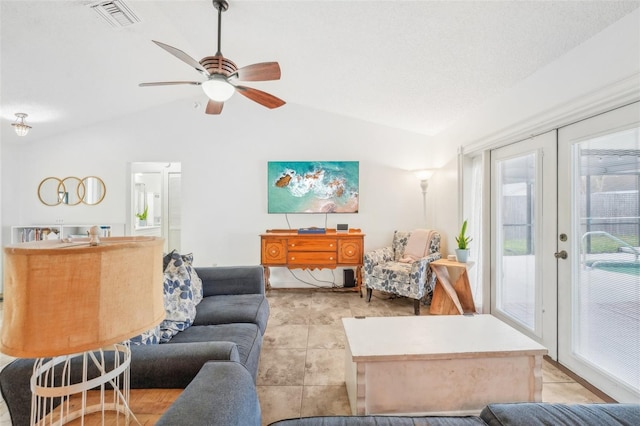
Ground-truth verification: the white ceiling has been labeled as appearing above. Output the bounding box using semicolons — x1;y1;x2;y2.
1;0;639;142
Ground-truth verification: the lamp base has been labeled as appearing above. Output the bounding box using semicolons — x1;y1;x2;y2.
30;342;135;425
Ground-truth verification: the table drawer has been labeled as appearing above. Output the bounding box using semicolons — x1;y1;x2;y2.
338;238;363;263
261;238;287;264
288;252;337;266
288;238;337;252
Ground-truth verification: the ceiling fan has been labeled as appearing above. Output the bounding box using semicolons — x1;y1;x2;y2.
139;0;285;115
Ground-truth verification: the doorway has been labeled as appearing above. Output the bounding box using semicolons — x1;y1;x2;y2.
129;162;181;252
488;102;639;402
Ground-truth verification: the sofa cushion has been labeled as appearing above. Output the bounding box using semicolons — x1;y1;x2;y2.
194;294;270;335
160;252;198;343
168;323;263;381
268;415;486;425
130;341;240;388
480;403;640;426
371;261;412;283
156;361;261;426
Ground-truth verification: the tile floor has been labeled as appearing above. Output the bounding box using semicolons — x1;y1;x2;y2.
257;289;606;426
0;290;607;426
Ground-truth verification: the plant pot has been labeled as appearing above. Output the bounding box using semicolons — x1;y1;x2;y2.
138;219;147;227
455;248;470;263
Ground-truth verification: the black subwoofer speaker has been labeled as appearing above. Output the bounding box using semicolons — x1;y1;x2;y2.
343;269;355;288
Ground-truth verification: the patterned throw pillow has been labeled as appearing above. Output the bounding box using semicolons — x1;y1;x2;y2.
393;231;411;261
163;251;203;305
159;251;197;343
129;324;161;345
181;253;203;305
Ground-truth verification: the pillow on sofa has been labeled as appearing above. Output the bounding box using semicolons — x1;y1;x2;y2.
163;251;203;305
159;251;197;343
130;324;161;345
181;253;203;305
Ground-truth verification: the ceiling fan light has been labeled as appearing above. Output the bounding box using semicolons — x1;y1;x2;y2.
202;76;235;102
11;113;32;137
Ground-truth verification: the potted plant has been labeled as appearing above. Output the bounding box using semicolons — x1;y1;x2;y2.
455;219;472;263
136;205;148;227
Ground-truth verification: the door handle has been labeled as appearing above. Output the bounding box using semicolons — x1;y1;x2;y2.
554;250;568;260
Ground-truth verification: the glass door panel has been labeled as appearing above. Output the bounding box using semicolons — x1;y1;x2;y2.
496;153;537;330
558;102;640;402
491;131;557;356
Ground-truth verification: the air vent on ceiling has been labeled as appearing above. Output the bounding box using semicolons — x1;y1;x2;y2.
91;0;140;27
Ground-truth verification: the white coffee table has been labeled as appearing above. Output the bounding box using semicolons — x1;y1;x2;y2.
342;314;548;415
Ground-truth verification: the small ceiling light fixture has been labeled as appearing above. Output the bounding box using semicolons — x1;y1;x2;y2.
12;113;32;137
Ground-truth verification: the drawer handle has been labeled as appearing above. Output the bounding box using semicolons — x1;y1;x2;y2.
291;257;295;260
329;244;334;247
329;257;334;260
291;244;295;247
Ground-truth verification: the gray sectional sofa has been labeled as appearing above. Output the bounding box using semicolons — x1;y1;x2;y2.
160;359;640;425
2;263;639;425
0;265;269;426
267;403;640;425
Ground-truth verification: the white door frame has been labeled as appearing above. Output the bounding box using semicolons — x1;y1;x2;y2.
490;131;558;359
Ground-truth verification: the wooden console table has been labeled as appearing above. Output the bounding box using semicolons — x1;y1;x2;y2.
260;229;364;293
429;259;476;315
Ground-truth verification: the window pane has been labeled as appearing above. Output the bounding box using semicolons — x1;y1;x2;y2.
572;128;640;392
497;153;536;330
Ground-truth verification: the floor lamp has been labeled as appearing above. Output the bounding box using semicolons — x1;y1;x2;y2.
0;234;165;425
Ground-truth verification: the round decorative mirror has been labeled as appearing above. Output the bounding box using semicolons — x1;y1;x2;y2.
80;176;106;205
38;177;63;206
59;177;83;206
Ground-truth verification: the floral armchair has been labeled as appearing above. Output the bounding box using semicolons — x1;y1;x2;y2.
363;230;441;315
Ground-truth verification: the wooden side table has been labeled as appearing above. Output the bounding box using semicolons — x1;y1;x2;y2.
429;259;476;315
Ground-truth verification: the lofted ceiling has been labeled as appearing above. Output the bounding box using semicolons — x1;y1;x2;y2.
1;0;639;143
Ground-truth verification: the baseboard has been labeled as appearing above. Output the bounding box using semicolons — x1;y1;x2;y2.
543;356;617;403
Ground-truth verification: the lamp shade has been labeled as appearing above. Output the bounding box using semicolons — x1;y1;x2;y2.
0;236;165;358
414;169;434;181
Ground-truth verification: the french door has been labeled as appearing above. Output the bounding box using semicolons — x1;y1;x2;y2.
557;102;640;402
489;103;639;402
490;131;558;358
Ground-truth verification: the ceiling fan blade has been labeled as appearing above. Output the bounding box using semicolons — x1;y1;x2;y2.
139;81;201;87
152;40;209;75
235;86;286;109
233;62;281;81
205;100;224;115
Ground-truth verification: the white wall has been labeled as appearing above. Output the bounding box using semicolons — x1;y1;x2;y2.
428;7;640;258
3;9;638;290
1;99;437;287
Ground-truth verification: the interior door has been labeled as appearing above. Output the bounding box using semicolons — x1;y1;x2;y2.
490;131;558;358
557;102;640;402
